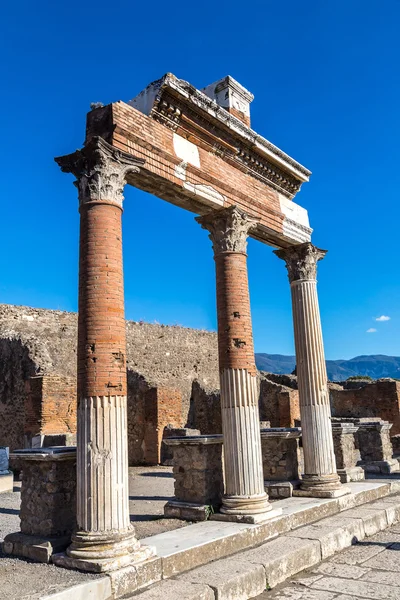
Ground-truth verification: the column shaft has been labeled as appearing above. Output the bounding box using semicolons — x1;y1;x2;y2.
197;206;273;517
291;279;338;481
275;242;349;498
54;137;153;572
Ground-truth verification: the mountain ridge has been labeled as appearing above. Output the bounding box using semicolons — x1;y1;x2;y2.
255;353;400;381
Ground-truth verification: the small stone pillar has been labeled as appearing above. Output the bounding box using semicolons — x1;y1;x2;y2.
2;448;76;563
261;428;301;498
357;420;399;474
197;206;279;522
54;137;154;573
331;423;365;483
0;447;13;493
164;435;224;521
275;243;349;498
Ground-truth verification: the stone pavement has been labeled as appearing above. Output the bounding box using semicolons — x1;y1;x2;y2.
257;523;400;599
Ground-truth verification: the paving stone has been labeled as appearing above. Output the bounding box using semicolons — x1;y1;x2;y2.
131;580;214;600
180;556;266;600
330;541;388;565
311;562;369;579
262;587;337;599
293;574;324;586
361;547;400;571
312;575;400;599
361;569;400;586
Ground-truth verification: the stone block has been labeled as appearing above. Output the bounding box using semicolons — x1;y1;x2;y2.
266;480;299;498
363;458;399;474
180;556;266;600
131;580;214;600
164;500;213;521
337;466;365;483
357;420;394;463
340;506;388;536
2;531;70;563
260;428;302;482
107;558;162;598
286;521;362;559
240;535;322;588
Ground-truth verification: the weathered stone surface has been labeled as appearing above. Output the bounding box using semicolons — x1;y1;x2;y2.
312;576;400;599
0;446;9;473
131;580;214;600
338;506;388;536
240;536;321;588
286;522;361;559
180;556;266;600
0;472;13;492
357;420;394;463
2;531;70;563
107;558;162;598
167;436;224;507
16;452;76;537
261;429;301;482
259;375;300;428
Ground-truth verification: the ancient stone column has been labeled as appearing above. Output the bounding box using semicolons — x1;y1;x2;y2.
54;137;154;572
274;243;349;498
197;206;276;520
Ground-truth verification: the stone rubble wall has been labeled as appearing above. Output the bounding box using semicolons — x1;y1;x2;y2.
330;379;400;435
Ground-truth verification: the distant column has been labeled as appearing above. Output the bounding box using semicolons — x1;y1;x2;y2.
54;137;154;572
197;206;276;519
274;243;349;498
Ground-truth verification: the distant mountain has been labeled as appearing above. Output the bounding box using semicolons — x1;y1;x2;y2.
255;353;400;382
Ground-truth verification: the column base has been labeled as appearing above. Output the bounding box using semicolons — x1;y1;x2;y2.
213;492;281;522
52;527;156;573
293;474;351;498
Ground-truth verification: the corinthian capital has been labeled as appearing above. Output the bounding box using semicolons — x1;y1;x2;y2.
196;206;258;255
55;137;144;207
274;242;327;283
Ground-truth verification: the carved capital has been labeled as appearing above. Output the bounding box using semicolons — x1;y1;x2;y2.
274;242;327;283
55;137;145;207
196;206;258;255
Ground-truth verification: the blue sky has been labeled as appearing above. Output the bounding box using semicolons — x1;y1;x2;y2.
1;1;399;360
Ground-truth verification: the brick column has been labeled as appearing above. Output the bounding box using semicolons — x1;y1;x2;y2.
274;243;349;498
197;206;276;520
54;137;154;572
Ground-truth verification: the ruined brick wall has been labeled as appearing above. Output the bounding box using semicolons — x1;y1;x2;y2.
0;304;219;451
24;375;77;443
330;380;400;435
143;387;182;465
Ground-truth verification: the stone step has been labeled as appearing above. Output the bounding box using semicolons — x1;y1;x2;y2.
128;492;400;600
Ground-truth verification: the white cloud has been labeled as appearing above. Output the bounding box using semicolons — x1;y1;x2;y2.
375;315;390;322
366;328;377;333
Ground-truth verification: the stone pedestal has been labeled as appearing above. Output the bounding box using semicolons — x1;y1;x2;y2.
164;435;224;521
161;427;201;466
53;137;154;573
260;428;301;498
357;420;399;474
2;447;76;562
331;423;365;483
0;446;13;492
275;243;349;499
197;206;279;522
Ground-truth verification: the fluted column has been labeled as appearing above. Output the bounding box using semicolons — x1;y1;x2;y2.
54;137;154;572
275;243;349;498
197;206;276;519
